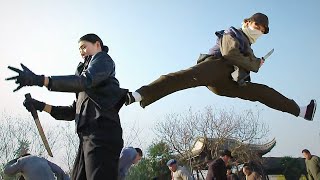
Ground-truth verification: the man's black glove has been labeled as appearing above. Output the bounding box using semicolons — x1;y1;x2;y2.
6;63;44;92
23;98;45;112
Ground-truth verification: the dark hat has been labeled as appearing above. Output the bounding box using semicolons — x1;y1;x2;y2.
244;12;269;34
166;159;177;166
220;149;233;158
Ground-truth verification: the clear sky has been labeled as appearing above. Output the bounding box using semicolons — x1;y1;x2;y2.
1;0;319;165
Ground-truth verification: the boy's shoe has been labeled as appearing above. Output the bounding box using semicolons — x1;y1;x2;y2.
304;99;317;121
125;92;135;106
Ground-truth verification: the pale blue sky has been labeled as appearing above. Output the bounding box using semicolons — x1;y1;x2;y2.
1;0;319;165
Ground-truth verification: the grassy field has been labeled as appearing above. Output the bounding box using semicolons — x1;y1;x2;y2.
268;175;307;180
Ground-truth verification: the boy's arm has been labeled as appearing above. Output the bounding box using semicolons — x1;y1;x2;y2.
220;34;261;72
47;160;70;180
4;158;22;175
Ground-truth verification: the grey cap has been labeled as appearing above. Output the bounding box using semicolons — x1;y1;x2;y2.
166;159;177;166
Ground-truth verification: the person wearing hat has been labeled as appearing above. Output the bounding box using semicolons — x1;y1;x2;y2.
206;149;233;180
166;159;193;180
125;12;316;122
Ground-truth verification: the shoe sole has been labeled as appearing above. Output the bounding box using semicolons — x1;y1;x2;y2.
311;99;317;121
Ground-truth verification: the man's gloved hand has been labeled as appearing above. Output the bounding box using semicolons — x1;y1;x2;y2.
23;98;45;112
5;63;44;92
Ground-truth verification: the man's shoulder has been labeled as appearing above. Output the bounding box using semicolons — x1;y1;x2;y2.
252;171;260;175
211;158;224;164
174;166;191;177
121;147;137;155
250;171;261;179
119;147;137;168
19;155;47;164
310;155;320;161
19;155;36;161
208;158;225;170
178;166;190;172
92;51;112;61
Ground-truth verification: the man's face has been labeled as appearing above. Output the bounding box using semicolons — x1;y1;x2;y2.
226;169;232;175
243;168;250;176
222;155;231;165
133;154;142;164
168;164;177;172
20;147;29;156
303;152;312;160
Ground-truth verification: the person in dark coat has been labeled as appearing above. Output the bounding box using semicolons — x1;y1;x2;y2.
206;149;233;180
6;33;128;180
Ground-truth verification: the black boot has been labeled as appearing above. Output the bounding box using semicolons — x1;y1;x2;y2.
304;99;317;121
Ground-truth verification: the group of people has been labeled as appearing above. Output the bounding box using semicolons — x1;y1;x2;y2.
165;150;262;180
205;149;260;180
167;148;320;180
4;12;317;180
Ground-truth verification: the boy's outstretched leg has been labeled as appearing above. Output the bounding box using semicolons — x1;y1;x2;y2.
208;83;317;121
125;57;227;108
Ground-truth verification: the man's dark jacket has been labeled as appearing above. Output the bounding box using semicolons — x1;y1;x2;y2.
206;158;227;180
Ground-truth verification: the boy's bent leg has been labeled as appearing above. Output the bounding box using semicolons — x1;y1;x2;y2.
209;82;300;116
137;58;228;108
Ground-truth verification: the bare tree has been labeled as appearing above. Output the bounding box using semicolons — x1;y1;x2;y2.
155;106;269;164
0;111;63;176
60;123;78;175
122;119;143;148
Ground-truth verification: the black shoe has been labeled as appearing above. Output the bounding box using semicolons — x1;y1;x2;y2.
304;99;317;121
125;92;135;106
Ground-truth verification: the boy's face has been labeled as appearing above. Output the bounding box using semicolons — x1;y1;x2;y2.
245;21;266;34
